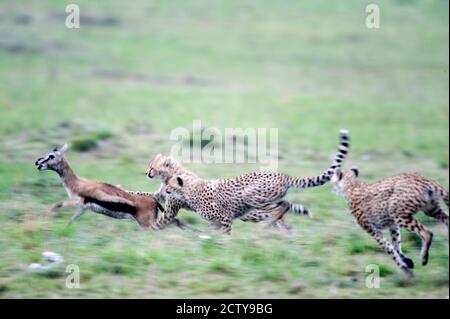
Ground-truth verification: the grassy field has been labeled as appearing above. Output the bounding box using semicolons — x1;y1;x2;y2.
0;0;448;298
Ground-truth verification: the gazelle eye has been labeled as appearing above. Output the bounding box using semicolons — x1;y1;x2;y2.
49;155;55;160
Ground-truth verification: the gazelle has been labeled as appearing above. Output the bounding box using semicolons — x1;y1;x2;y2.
35;144;187;230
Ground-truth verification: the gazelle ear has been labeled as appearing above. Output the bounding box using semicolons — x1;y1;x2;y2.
176;176;184;187
350;167;359;177
60;143;70;155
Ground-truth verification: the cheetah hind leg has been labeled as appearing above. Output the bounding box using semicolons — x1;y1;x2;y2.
240;206;292;231
397;216;434;266
262;200;312;231
424;201;449;229
240;210;271;223
266;201;291;229
274;214;293;232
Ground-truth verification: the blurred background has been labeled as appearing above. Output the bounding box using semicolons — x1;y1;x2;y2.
0;0;448;298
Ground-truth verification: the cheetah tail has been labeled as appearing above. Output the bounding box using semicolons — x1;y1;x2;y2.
289;129;350;189
290;203;312;218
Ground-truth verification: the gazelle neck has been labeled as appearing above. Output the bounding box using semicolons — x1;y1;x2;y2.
56;158;79;188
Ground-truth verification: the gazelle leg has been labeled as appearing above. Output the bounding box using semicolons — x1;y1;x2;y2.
51;200;78;212
66;208;87;228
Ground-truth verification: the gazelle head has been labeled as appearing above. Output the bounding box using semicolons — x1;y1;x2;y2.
35;144;69;172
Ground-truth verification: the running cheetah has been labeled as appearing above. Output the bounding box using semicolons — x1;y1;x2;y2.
331;167;449;276
140;155;311;230
163;130;350;233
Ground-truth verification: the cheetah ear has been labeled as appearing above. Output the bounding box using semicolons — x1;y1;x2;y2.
176;176;184;187
164;158;172;167
336;168;343;181
332;167;342;182
350;167;359;177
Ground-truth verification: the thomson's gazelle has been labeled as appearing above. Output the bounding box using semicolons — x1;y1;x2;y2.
35;144;187;230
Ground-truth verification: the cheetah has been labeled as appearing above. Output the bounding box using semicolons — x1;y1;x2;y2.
331;167;449;276
131;154;310;231
163;130;350;233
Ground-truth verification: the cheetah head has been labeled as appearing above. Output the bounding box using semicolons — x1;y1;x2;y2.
331;167;359;197
145;154;183;182
165;175;187;200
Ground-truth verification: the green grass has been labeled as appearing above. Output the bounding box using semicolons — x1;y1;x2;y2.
0;0;448;298
70;130;113;152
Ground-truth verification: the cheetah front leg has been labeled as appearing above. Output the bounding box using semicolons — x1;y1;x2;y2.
389;225;414;269
153;197;183;230
196;201;233;234
218;215;233;234
360;221;413;276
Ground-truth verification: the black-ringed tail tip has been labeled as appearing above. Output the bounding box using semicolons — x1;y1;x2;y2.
339;129;350;144
302;208;313;218
290;203;312;218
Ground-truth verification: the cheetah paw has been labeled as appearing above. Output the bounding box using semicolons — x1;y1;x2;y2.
402;257;414;269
